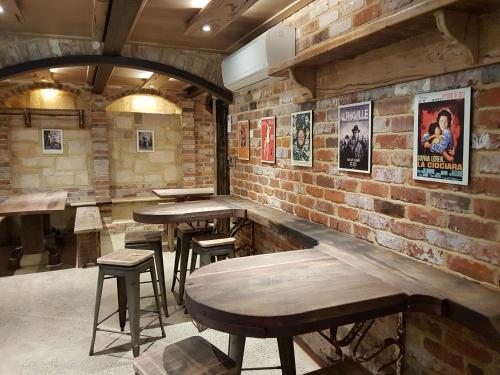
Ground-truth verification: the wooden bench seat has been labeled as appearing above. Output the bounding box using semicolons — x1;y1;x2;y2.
306;359;370;375
124;230;162;245
74;206;102;268
133;336;238;375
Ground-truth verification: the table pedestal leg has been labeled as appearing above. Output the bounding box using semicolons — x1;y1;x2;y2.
277;336;296;375
228;335;246;374
167;223;176;252
20;215;44;254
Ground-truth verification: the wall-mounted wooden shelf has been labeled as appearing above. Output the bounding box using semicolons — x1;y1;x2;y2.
269;0;500;102
0;108;86;128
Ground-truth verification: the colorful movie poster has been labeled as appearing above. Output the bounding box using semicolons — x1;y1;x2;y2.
237;120;250;160
261;117;275;164
338;101;371;173
413;87;471;185
291;110;313;167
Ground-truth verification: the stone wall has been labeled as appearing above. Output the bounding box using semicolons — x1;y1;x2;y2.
228;60;500;373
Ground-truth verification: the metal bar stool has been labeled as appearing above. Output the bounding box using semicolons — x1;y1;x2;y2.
190;234;236;272
89;249;166;358
172;222;214;305
124;230;168;317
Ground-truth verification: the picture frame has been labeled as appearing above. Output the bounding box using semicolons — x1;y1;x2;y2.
42;129;64;154
261;117;276;164
237;120;250;160
413;87;471;186
137;129;155;153
291;110;313;167
338;101;372;174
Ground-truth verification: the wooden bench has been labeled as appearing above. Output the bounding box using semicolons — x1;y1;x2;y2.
133;336;238;375
74;206;103;268
306;359;371;375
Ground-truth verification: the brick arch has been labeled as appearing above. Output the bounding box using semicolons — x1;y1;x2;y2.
0;39;232;102
104;88;184;110
0;81;92;107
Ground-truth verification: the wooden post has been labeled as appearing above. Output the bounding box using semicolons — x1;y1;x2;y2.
213;97;230;234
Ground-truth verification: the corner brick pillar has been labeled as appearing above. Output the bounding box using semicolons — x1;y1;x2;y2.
90;110;112;225
0;115;11;195
181;101;196;187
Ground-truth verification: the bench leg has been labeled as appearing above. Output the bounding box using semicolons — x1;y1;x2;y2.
277;336;296;375
89;268;104;356
228;335;246;374
117;277;127;332
125;272;141;358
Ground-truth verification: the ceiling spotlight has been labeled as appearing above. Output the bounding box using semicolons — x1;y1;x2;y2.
0;6;4;13
202;24;211;32
149;85;155;89
41;79;48;82
138;71;154;79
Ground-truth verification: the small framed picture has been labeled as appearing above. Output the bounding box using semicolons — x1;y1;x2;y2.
137;130;155;152
338;101;372;173
237;120;250;160
261;117;276;164
291;110;313;167
42;129;64;154
413;87;471;185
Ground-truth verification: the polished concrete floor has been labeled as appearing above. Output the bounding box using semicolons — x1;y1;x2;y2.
0;233;320;374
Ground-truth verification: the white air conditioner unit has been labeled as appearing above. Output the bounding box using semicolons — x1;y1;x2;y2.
221;24;295;92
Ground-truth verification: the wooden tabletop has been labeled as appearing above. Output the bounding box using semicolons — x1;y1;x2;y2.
185;249;406;338
152;187;214;199
133;199;245;224
0;191;68;216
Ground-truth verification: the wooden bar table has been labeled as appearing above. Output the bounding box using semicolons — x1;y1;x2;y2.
152;187;214;251
0;191;68;267
184;249;406;375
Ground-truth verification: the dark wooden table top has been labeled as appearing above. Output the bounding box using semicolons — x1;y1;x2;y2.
152;187;214;199
133;199;245;224
185;249;406;338
0;191;68;216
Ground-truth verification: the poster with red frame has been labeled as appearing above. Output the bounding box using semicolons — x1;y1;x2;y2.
261;117;275;164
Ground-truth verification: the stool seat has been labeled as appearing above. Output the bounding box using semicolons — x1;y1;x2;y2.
193;234;235;248
133;336;238;375
124;230;162;245
97;249;154;266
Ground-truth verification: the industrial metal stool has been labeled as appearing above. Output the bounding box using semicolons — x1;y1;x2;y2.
133;336;238;375
124;230;168;317
171;222;214;305
89;249;166;358
190;234;236;272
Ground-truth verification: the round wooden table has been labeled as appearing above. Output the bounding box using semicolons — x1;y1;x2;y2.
185;249;406;375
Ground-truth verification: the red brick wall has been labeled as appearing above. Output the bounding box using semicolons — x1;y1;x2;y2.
228;64;500;373
194;94;215;187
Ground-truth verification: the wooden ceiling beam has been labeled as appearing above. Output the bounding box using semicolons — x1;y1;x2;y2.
141;73;161;89
92;0;146;93
91;0;109;41
185;0;260;37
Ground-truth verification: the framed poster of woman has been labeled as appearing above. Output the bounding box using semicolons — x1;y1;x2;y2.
237;120;250;160
291;110;312;167
261;117;275;164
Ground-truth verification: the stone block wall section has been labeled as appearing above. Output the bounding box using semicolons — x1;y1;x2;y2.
286;0;418;54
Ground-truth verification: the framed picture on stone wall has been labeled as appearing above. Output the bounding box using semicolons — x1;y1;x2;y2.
137;129;155;152
237;120;250;160
42;129;64;154
338;101;372;173
291;110;313;167
261;117;275;164
413;87;471;185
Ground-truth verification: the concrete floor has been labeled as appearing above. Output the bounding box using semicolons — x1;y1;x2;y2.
0;233;320;375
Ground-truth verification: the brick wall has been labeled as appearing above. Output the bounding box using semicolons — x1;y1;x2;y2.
228;63;500;373
0;115;10;194
194;95;215;187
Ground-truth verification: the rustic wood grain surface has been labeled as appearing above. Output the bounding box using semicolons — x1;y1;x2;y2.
0;191;68;216
74;206;103;234
152;187;214;199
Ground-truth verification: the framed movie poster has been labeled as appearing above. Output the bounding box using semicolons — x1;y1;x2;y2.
137;130;155;152
291;110;312;167
338;101;371;173
42;129;63;154
413;87;471;185
237;120;250;160
261;117;275;164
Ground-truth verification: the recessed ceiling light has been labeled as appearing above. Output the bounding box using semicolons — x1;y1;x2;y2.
192;0;210;8
41;79;48;82
138;71;154;79
168;78;178;82
149;85;155;89
0;6;4;13
202;24;211;32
